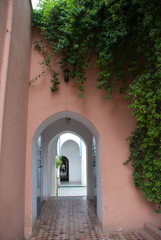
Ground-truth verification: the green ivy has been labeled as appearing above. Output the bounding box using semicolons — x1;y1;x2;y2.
56;155;63;168
31;0;161;212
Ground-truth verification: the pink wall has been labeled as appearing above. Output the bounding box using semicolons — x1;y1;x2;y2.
0;2;160;238
0;0;32;239
25;29;161;235
0;0;8;68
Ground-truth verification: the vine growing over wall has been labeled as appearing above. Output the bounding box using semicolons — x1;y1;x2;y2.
31;0;161;212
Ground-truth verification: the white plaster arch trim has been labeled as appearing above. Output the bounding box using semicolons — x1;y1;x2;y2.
61;139;80;152
49;130;88;149
58;132;84;151
32;110;100;142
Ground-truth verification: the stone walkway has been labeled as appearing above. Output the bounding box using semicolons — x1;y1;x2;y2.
30;197;155;240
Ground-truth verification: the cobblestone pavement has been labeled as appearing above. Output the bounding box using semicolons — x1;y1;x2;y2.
30;197;155;240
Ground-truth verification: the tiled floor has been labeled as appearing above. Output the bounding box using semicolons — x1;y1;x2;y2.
58;186;87;196
29;197;155;240
58;182;87;197
60;182;82;187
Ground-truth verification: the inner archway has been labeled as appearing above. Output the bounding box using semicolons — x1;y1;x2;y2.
29;111;103;234
57;132;87;187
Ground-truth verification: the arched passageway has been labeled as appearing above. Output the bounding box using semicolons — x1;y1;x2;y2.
61;140;81;183
58;132;87;187
28;111;103;233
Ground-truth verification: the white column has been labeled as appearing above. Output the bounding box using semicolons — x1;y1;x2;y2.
50;165;56;196
81;141;87;186
87;136;93;200
48;137;58;197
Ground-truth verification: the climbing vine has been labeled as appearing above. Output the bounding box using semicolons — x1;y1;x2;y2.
56;155;63;168
31;0;161;212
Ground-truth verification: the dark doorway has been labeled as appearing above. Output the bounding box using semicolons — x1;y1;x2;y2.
37;136;42;218
60;156;69;181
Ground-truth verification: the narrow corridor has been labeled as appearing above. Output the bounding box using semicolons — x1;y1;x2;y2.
30;197;155;240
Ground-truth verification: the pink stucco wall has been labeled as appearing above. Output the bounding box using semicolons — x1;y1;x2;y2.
0;0;8;69
0;0;32;239
0;2;160;239
25;29;161;235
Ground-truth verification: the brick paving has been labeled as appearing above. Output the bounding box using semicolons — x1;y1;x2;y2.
30;197;155;240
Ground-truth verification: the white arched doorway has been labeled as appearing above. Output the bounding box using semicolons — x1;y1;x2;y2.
30;111;103;231
61;140;81;183
57;132;87;187
48;131;87;197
